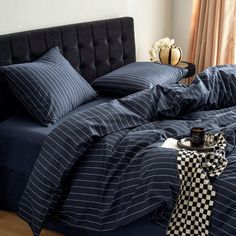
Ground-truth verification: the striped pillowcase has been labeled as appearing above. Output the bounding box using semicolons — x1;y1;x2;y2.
0;47;97;126
92;62;187;96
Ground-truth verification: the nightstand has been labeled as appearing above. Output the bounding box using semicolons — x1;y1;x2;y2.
153;60;196;84
178;61;196;78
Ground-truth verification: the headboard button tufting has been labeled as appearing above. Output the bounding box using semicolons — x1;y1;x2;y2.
0;17;135;83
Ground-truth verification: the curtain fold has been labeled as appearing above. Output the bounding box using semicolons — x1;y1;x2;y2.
188;0;236;73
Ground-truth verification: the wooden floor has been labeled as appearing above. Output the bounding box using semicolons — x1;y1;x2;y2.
0;211;64;236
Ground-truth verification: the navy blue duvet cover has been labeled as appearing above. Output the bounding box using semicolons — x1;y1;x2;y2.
18;65;236;236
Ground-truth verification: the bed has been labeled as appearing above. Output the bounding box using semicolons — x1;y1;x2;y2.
0;17;236;236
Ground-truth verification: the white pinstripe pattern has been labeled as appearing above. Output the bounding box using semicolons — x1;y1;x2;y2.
18;66;236;236
0;47;97;126
92;62;187;96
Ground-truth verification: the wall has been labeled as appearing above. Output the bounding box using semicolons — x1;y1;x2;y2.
130;0;172;61
0;0;172;61
0;0;130;34
171;0;194;60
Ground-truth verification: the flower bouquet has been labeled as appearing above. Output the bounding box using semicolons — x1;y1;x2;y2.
149;37;182;66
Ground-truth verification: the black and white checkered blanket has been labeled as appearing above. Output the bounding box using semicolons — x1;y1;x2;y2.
167;132;228;236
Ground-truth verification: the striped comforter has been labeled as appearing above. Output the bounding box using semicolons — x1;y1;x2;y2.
19;65;236;236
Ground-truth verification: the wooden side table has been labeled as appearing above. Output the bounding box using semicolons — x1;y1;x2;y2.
177;61;196;84
178;61;196;78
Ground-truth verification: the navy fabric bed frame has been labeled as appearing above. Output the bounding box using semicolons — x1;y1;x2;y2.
0;17;136;121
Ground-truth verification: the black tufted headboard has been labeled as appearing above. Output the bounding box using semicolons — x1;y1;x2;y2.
0;17;135;121
0;17;135;81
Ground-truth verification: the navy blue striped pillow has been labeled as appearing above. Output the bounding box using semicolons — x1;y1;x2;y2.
0;47;97;126
92;62;187;96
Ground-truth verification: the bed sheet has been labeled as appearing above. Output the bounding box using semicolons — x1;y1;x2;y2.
0;96;113;211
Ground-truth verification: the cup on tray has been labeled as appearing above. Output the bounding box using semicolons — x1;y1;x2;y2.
190;127;205;147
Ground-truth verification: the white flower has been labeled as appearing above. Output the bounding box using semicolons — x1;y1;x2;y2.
155;37;175;49
149;48;157;61
149;37;175;61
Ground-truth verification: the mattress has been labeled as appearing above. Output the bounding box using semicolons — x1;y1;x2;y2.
0;96;113;211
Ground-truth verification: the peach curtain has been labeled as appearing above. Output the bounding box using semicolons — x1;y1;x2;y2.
188;0;236;73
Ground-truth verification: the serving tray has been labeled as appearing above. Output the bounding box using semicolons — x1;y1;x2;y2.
177;137;216;152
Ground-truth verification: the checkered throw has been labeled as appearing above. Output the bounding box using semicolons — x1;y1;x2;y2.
167;132;228;236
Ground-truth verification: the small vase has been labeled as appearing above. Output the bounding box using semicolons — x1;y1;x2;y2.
159;46;182;66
